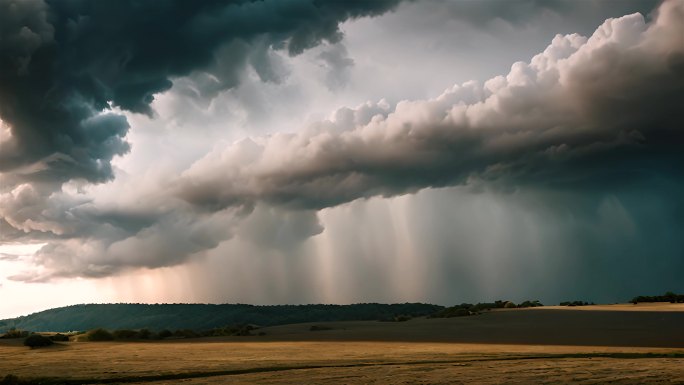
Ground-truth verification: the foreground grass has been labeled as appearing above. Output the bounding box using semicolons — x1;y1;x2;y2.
2;352;684;384
1;340;683;384
178;356;684;385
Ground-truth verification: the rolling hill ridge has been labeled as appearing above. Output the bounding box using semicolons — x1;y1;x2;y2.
0;303;443;333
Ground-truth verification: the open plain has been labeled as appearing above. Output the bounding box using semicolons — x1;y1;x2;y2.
1;304;683;384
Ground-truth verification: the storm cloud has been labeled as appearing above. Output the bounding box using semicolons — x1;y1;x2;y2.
1;0;682;301
0;0;398;280
178;1;684;210
0;0;399;187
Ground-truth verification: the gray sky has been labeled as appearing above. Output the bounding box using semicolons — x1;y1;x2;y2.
1;0;682;318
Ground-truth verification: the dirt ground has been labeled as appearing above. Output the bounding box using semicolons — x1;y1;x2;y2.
1;305;683;384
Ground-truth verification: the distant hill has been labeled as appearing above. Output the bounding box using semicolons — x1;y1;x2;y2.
0;303;443;333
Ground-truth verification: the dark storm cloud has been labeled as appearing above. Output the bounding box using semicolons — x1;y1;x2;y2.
0;0;399;186
428;0;659;27
178;1;684;210
0;0;398;281
5;0;683;285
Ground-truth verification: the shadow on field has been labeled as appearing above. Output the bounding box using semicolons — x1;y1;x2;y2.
254;309;684;348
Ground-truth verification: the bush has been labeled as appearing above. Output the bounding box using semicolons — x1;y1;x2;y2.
309;325;333;331
631;292;684;304
430;299;544;318
559;301;593;306
430;307;472;318
231;325;254;336
23;334;54;348
518;300;543;308
112;329;139;340
173;329;199;338
198;324;258;337
1;329;29;339
138;329;153;339
158;329;173;339
87;328;114;341
50;333;69;342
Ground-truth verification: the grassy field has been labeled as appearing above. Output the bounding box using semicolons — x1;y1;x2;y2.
1;304;683;384
2;340;683;384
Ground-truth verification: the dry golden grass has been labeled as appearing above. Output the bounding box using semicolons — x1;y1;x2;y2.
168;356;684;385
1;340;683;384
1;306;683;384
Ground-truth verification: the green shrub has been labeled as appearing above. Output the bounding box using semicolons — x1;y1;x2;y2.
430;307;472;318
87;328;114;341
233;325;255;336
199;324;257;337
158;329;173;339
173;329;199;338
518;300;543;308
309;325;333;331
23;334;54;348
1;329;29;339
50;333;69;342
379;314;413;322
112;329;139;340
138;329;153;339
631;292;684;304
452;308;471;317
559;301;592;306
